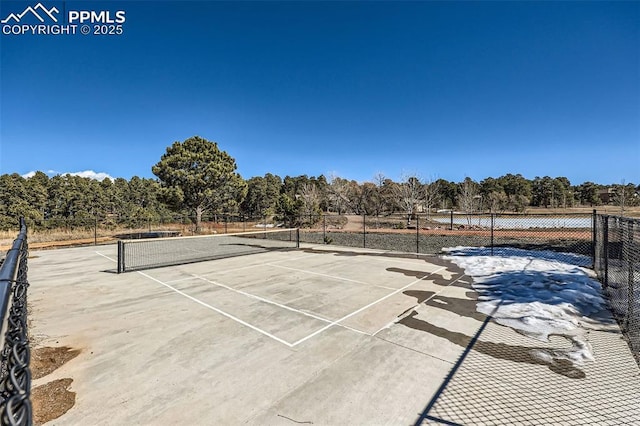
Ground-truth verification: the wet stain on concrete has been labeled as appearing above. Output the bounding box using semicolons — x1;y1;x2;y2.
399;311;586;379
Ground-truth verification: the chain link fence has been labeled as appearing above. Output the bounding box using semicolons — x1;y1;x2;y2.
298;212;593;264
0;215;278;248
0;218;31;425
3;213;594;262
594;215;640;364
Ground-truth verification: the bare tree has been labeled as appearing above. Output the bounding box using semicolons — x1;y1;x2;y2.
458;177;480;225
394;174;424;226
423;177;440;220
327;174;350;214
614;179;627;215
367;173;389;227
298;183;320;218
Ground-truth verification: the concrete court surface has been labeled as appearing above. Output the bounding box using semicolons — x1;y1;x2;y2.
27;243;640;425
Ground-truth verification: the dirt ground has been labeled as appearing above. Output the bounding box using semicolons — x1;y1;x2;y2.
30;346;80;425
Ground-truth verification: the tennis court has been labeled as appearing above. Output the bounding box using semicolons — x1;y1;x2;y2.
28;237;640;425
29;239;475;425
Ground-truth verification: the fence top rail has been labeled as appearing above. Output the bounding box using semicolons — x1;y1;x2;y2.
597;214;640;224
0;218;27;284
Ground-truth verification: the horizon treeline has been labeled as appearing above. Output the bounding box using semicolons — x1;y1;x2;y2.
0;171;638;230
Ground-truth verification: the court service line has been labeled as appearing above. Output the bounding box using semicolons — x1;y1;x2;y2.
371;273;469;336
192;275;368;337
164;276;200;284
193;274;334;324
268;264;397;290
94;253;294;346
137;271;295;347
290;266;448;347
96;250;366;341
192;253;314;277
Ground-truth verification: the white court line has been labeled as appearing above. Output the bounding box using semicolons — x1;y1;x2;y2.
371;273;469;336
97;249;442;343
94;251;295;347
95;251;116;262
268;264;397;290
195;253;313;276
193;274;334;324
193;275;368;336
164;276;200;284
290;266;447;347
137;271;295;347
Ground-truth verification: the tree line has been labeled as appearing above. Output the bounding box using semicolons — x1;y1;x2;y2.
1;136;637;231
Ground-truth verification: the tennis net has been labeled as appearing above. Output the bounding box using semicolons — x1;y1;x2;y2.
117;228;299;273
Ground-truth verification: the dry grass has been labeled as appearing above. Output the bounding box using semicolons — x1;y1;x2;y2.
0;220;269;251
0;208;637;251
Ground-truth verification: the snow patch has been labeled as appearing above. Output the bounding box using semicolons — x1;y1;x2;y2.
443;246;605;365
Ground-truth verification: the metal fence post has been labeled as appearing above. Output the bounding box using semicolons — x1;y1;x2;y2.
490;213;495;256
94;216;98;246
450;210;454;231
603;217;609;289
592;209;597;267
416;214;419;254
323;215;326;243
363;213;366;248
296;228;300;248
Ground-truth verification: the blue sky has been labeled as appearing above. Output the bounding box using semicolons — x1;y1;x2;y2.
1;1;638;185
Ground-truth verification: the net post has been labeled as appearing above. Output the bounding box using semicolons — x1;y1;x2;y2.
117;241;124;274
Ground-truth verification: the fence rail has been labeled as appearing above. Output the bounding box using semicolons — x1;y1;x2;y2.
0;218;31;425
594;215;640;364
